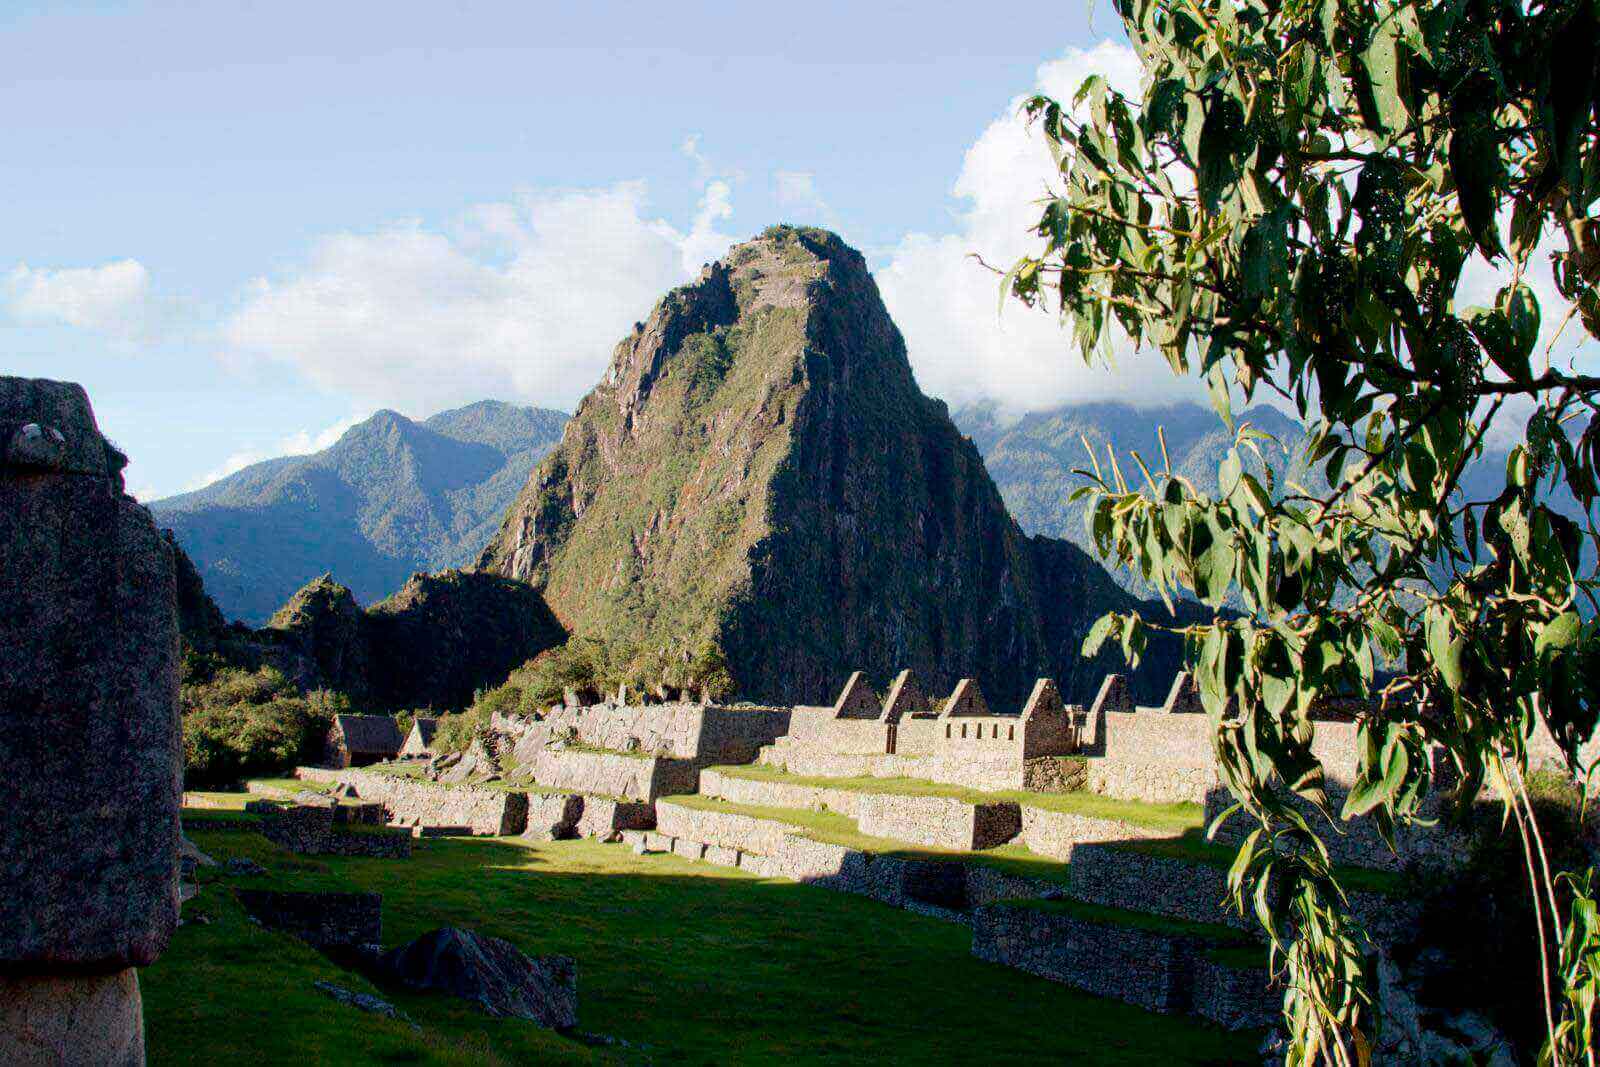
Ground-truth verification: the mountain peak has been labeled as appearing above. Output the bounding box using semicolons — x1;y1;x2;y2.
155;400;568;624
479;227;1184;707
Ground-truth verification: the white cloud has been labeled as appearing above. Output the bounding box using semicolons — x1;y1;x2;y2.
877;42;1200;415
223;178;739;414
4;259;154;337
183;410;373;492
774;171;835;227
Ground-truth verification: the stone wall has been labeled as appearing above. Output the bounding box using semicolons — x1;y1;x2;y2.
258;804;412;858
2;378;184;1067
655;801;800;855
698;768;867;818
1202;784;1471;875
1191;954;1278;1031
1082;710;1219;803
520;793;585;841
517;792;655;841
970;902;1276;1029
496;702;790;763
520;748;698;802
299;769;528;836
699;773;1027;852
575;798;655;840
855;794;1020;851
234;889;382;953
651;801;1061;914
0;972;147;1067
1015;805;1173;862
1;378;181;972
971;902;1198;1015
1067;842;1418;944
299;767;657;841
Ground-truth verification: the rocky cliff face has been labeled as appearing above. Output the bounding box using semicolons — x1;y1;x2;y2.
480;227;1184;709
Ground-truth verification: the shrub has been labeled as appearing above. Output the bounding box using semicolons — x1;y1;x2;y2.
181;666;331;786
431;711;482;756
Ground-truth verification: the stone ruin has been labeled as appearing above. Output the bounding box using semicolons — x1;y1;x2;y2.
0;377;182;1066
768;669;1082;791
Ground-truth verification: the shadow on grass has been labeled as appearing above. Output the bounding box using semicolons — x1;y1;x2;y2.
150;830;1262;1067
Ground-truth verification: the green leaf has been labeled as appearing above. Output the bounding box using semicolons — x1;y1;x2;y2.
1356;17;1409;135
1448;109;1504;260
1536;612;1582;659
1208;366;1234;431
1196;95;1246;216
1082;612;1118;658
1426;606;1467;692
1502;283;1540;365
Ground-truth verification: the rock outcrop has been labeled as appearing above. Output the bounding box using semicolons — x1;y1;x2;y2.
0;377;182;1065
364;570;564;711
192;568;564;713
480;226;1187;708
378;926;578;1030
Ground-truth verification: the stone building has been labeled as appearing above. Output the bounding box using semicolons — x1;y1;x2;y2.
326;713;405;767
400;716;439;758
1;377;182;1065
765;671;1083;791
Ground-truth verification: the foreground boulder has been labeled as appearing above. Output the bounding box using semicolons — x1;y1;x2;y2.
377;926;577;1029
0;377;182;1065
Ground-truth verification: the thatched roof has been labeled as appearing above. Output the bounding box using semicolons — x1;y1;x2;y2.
334;714;404;756
411;717;438;746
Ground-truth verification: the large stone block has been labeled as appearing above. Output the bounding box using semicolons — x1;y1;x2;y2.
0;377;181;973
855;793;1020;851
378;926;577;1030
0;970;145;1066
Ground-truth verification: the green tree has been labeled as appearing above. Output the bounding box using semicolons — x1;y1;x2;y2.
1003;1;1600;1062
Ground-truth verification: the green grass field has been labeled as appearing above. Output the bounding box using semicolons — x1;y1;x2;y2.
145;827;1260;1065
708;763;1204;833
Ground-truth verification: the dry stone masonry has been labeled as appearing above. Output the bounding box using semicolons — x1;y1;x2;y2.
1;378;183;1067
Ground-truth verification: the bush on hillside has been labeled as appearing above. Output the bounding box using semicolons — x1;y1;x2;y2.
499;634;736;709
431;709;484;756
180;666;339;786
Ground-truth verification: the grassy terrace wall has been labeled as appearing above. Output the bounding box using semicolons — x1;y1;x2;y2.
299;767;529;835
498;703;792;764
649;799;1062;911
971;900;1276;1031
295;766;654;839
699;765;1198;854
519;747;698;802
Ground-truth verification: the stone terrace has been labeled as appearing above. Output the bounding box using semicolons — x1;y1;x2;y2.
289;667;1449;1031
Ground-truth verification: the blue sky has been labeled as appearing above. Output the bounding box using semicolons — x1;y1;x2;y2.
6;1;1182;498
7;2;1582;499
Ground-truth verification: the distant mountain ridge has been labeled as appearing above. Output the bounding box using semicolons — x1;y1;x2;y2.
154;400;567;625
953;399;1314;599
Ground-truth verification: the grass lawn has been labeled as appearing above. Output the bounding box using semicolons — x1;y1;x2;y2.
145;829;1260;1065
182;790;254;810
361;762;636;804
708;763;1203;834
249;776;333;796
